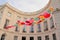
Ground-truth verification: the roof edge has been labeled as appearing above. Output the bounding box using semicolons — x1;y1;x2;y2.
3;0;51;16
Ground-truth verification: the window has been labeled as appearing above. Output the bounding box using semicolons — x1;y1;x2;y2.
22;37;26;40
30;24;34;33
7;12;12;17
38;36;41;40
30;37;34;40
15;26;18;31
45;35;49;40
4;19;9;28
1;34;5;40
15;23;19;32
23;25;26;32
44;21;48;31
22;18;27;32
14;36;18;40
50;17;54;29
52;33;56;40
37;24;41;32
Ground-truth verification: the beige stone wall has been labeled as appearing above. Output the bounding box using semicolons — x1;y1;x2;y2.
0;0;60;40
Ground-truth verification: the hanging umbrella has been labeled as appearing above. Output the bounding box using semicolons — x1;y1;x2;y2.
43;12;50;18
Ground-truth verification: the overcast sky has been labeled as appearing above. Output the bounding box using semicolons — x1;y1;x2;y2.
0;0;49;12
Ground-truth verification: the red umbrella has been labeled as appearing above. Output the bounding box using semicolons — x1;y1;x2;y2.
29;19;34;23
21;22;25;25
43;12;50;18
37;20;43;24
6;25;15;29
25;20;32;26
26;20;30;23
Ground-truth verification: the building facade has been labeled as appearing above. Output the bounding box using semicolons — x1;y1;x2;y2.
0;0;60;40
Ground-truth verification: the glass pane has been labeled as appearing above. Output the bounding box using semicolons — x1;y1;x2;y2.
44;21;48;31
45;35;49;40
22;37;26;40
30;24;34;33
50;17;54;28
52;34;56;40
30;37;34;40
37;24;41;32
38;36;41;40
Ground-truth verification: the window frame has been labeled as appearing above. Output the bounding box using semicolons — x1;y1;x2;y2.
52;33;57;40
37;24;41;32
45;35;49;40
44;21;48;31
50;17;54;29
38;36;42;40
4;19;9;28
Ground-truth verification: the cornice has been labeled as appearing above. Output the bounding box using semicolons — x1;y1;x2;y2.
4;0;51;16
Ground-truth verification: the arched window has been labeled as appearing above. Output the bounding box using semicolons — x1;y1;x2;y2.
1;34;5;40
